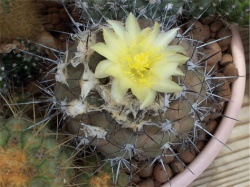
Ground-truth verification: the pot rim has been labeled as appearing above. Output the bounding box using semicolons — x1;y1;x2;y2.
162;25;246;187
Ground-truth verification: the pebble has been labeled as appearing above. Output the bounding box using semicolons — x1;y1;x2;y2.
210;32;217;38
154;180;163;187
221;44;229;52
216;27;232;47
170;159;185;174
161;149;175;164
205;120;218;134
131;174;141;184
219;81;231;101
187;20;210;41
223;63;239;82
178;148;196;164
200;16;215;25
194;141;206;154
220;54;233;66
153;163;173;183
137;161;154;178
210;20;224;32
137;178;155;187
202;39;222;66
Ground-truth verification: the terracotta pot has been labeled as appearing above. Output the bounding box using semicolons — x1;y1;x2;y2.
162;26;246;187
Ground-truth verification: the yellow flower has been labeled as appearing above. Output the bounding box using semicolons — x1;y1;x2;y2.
91;13;189;109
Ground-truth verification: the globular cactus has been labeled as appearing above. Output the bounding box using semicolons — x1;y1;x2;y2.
0;114;75;187
44;4;238;183
1;40;47;87
187;0;249;26
0;0;44;43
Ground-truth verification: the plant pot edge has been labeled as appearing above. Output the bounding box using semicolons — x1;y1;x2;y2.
162;25;246;187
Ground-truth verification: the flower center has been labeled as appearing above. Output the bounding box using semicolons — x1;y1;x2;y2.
123;51;151;86
122;45;155;86
129;53;150;76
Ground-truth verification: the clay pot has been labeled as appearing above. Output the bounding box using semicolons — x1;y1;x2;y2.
162;26;246;187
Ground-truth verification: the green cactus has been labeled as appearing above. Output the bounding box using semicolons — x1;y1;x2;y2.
1;40;47;87
188;0;249;26
0;114;75;187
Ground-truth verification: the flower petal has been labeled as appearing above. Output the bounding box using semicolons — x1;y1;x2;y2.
145;22;160;44
103;28;125;54
111;79;129;103
95;60;120;78
91;43;118;62
165;45;187;55
107;20;126;39
140;90;157;109
165;54;189;65
125;13;141;42
151;61;183;79
151;78;182;93
155;28;179;47
131;86;156;108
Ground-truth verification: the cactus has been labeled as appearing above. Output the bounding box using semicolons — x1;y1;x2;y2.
0;112;75;186
0;0;44;43
186;0;249;26
1;40;46;87
37;1;239;183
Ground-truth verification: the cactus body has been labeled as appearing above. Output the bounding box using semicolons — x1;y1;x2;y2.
0;115;74;187
189;0;249;26
1;40;45;87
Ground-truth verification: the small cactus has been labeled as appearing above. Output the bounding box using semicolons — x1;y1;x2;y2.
187;0;249;26
1;40;47;87
0;113;75;186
